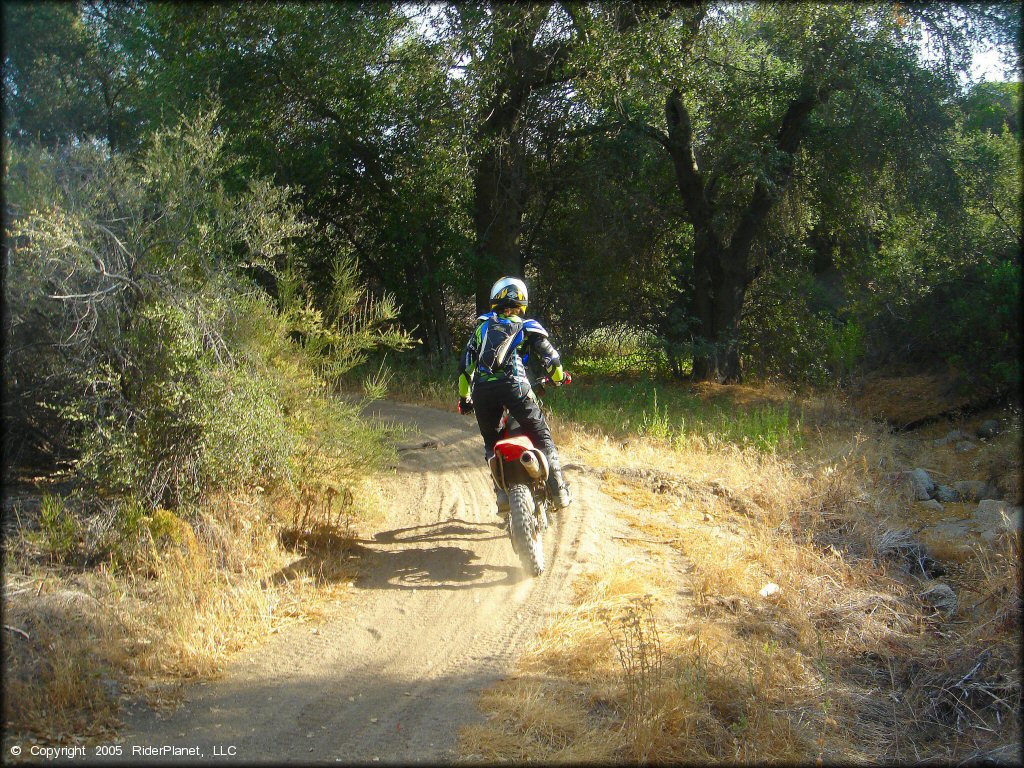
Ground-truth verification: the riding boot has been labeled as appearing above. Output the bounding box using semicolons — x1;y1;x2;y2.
545;455;572;510
493;479;510;514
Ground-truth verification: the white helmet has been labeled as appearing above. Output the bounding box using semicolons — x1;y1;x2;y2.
489;276;528;313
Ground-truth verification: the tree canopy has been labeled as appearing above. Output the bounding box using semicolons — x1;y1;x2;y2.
4;0;1020;392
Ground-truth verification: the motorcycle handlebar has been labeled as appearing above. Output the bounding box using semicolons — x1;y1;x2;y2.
533;372;572;391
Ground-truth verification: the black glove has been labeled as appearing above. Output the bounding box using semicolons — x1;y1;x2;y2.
458;397;474;415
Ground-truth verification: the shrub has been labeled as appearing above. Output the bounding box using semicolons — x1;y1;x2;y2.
3;107;412;513
910;258;1020;396
740;270;862;386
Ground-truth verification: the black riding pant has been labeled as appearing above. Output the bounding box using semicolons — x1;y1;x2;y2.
472;375;565;490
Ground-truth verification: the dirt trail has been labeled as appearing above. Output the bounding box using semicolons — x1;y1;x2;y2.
110;401;617;764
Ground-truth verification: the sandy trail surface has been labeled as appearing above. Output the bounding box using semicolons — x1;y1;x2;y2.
108;400;618;764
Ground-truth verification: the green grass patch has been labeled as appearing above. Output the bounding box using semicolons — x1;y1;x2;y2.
346;350;803;453
548;378;803;453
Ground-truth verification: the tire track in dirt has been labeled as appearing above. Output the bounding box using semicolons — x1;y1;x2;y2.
107;401;607;764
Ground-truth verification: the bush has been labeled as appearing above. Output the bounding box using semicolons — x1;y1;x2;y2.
911;258;1020;395
3;107;412;513
571;325;668;377
37;493;80;563
740;270;863;386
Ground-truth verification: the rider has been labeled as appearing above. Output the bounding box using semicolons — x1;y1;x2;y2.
457;276;572;514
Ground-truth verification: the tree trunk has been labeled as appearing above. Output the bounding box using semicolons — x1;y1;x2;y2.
472;144;527;313
658;84;828;382
426;278;453;360
468;3;577;313
684;241;747;382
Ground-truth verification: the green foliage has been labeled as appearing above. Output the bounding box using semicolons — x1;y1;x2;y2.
106;496;151;571
913;259;1021;394
740;270;864;386
282;255;414;388
823;320;866;383
827;86;1021;394
4;1;1020;394
962;81;1021;134
570;326;669;377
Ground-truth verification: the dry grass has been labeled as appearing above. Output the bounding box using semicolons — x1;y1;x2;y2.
2;478;382;746
852;370;975;427
461;385;1022;763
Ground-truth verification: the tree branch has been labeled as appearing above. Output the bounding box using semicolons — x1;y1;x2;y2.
268;67;397;202
728;84;832;272
663;88;719;249
615;95;670;150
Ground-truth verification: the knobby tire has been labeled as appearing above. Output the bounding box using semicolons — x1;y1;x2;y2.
508;483;544;576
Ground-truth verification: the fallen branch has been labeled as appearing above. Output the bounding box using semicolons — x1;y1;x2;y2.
612;535;680;545
3;624;30;640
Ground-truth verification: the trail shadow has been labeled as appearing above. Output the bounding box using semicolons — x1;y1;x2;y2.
110;667;504;765
372;518;504;545
354;544;523;591
267;519;520;591
354;519;522;590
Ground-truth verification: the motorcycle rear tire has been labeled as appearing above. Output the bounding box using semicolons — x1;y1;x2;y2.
508;483;544;576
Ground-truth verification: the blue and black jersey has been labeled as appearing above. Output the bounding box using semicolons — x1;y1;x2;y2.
458;312;562;396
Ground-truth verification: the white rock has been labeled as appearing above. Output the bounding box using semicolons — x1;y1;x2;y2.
759;583;781;600
920;499;944;512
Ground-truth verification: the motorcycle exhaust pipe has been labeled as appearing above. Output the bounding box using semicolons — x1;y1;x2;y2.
520;450;544;480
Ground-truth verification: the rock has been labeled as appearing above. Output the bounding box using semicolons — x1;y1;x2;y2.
934;429;970;447
920;499;944;512
875;528;945;577
977;419;1002;439
907;469;935;500
952;480;989;503
919;583;957;616
101;677;122;700
973;499;1023;541
982;483;1003;500
954;440;977;453
758;583;782;600
934;485;958;503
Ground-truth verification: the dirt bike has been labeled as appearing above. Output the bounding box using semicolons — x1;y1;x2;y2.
460;375;571;577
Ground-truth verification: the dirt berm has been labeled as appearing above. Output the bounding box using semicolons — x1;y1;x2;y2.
90;400;622;764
